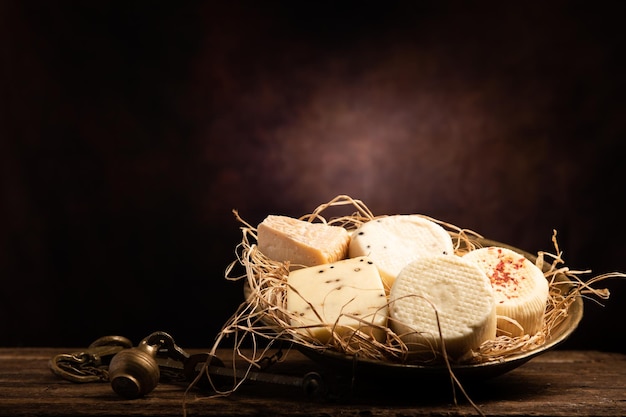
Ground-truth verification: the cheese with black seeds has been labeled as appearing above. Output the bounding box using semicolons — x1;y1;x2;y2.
286;256;388;344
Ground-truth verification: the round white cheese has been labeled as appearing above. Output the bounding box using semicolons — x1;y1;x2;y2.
389;255;497;361
463;246;549;337
349;215;455;292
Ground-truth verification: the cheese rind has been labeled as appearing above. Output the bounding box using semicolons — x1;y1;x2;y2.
257;215;350;268
389;255;497;360
286;256;388;344
349;215;455;291
463;246;549;337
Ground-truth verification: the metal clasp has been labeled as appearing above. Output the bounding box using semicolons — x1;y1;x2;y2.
49;335;133;383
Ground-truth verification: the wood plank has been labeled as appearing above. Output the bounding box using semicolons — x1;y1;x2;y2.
1;348;625;416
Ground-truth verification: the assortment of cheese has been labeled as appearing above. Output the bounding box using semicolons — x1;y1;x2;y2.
256;213;550;360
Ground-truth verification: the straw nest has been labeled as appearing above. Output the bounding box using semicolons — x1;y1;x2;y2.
213;195;620;372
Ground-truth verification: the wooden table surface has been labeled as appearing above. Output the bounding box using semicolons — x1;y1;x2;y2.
1;347;626;416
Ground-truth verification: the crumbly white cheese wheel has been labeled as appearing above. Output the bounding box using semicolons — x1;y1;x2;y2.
349;215;454;291
287;256;388;344
389;255;497;360
463;246;549;337
257;215;350;268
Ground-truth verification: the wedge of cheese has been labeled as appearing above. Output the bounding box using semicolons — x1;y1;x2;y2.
286;256;388;344
463;246;549;337
349;215;455;291
257;215;350;268
389;255;497;360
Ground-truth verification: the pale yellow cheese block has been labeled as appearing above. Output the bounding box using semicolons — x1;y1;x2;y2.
349;215;454;291
389;255;497;360
286;256;388;344
463;246;549;337
257;215;350;268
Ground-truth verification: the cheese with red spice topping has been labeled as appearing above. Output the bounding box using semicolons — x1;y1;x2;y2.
463;246;549;337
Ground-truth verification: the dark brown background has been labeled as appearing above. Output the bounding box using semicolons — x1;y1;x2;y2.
1;1;625;352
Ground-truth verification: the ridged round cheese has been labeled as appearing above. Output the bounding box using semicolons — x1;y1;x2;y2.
463;246;549;337
389;255;497;361
349;215;454;291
